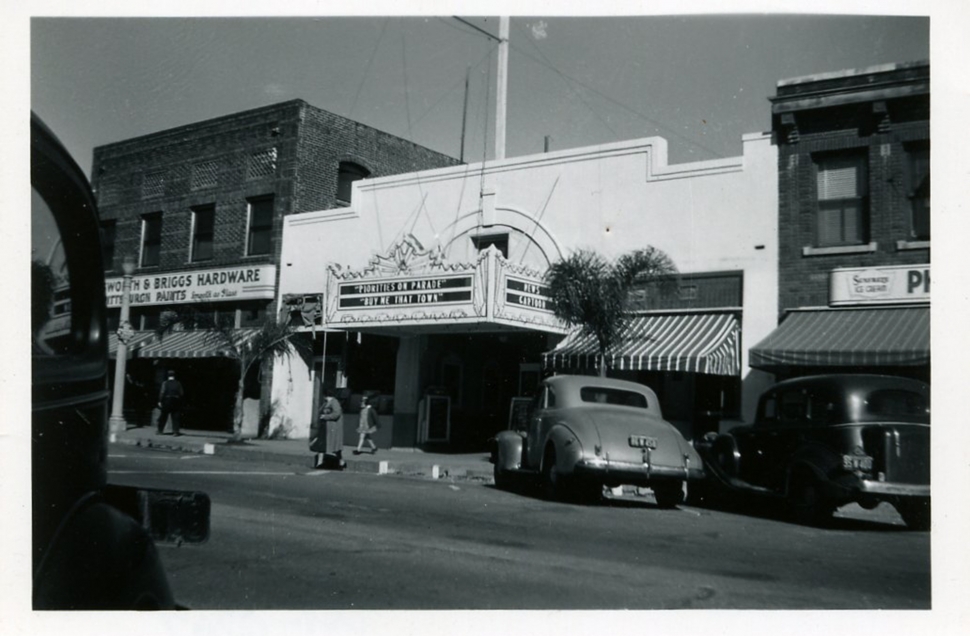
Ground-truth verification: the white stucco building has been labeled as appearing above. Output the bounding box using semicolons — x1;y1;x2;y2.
271;133;778;449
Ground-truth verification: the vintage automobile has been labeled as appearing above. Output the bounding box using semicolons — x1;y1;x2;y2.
493;375;705;506
31;113;209;609
695;374;930;529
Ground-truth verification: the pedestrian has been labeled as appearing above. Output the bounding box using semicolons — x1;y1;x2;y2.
315;388;345;469
156;370;184;436
353;394;379;455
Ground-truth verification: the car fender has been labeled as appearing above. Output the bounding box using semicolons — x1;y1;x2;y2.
711;433;742;478
542;424;585;476
784;443;840;495
494;430;526;471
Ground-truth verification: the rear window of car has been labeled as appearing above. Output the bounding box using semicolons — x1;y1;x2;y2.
580;387;648;409
862;389;929;423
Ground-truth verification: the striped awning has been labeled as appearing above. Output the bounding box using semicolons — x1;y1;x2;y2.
544;312;741;376
108;329;259;359
749;306;929;370
108;331;155;359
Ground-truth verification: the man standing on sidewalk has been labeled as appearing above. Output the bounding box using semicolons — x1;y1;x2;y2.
156;370;184;436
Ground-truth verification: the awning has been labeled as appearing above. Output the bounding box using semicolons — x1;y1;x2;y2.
109;329;260;359
544;312;741;376
749;306;929;370
108;331;155;359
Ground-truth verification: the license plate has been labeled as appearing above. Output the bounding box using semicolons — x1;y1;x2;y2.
629;435;658;449
843;454;874;471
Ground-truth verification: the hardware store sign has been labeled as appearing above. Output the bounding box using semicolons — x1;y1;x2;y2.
105;264;277;307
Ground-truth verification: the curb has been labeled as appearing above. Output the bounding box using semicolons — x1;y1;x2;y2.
111;436;495;482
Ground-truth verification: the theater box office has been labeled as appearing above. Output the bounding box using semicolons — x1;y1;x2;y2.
272;134;780;449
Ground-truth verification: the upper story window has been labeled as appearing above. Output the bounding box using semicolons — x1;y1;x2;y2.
191;204;215;262
336;162;370;206
906;143;930;241
100;219;116;271
140;212;162;267
815;153;869;247
246;195;274;257
471;233;509;258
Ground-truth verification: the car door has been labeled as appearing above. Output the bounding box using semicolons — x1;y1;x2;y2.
525;384;554;470
736;390;786;487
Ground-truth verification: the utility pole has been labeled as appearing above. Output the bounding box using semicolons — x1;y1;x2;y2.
495;16;509;161
453;16;510;161
460;66;470;163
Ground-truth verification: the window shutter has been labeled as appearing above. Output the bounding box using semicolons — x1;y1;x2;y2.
817;157;864;200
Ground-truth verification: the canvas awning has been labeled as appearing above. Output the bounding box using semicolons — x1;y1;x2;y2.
544;312;741;376
749;306;929;370
108;329;260;359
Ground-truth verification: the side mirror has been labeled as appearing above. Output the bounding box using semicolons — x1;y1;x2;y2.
104;485;210;544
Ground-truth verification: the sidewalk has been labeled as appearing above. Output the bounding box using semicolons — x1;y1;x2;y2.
110;425;496;481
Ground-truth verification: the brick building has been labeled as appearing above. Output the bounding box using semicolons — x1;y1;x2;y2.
94;99;460;432
750;61;930;382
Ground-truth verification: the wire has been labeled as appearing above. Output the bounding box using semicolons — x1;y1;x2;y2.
511;22;725;159
348;18;389;119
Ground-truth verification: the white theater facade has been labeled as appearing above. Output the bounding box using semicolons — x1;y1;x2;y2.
271;133;779;450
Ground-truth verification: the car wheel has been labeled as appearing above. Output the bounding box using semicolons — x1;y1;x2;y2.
493;462;512;491
787;473;833;526
653;481;685;509
541;446;565;501
897;498;931;531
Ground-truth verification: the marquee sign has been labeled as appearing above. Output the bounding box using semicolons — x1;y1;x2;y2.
105;264;277;308
302;234;566;333
830;264;930;306
338;275;474;309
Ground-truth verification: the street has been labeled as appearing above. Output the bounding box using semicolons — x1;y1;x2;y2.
105;445;931;610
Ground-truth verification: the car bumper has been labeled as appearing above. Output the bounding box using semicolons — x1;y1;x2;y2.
856;480;930;498
573;459;704;485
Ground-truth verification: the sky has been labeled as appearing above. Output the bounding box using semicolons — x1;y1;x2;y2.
28;11;933;178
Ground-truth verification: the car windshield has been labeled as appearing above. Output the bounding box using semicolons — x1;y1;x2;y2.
860;389;929;423
579;387;648;408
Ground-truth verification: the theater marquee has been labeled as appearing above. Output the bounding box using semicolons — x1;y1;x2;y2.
303;235;566;333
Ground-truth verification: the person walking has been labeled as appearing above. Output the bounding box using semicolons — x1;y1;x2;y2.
315;388;345;469
353;395;379;455
156;370;184;436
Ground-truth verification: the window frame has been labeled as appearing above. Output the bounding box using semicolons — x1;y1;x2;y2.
336;161;370;206
471;233;510;258
140;211;163;268
906;143;930;241
190;203;216;263
245;195;275;257
100;219;116;271
814;152;869;248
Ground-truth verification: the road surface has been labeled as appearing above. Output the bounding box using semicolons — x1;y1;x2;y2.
107;445;930;610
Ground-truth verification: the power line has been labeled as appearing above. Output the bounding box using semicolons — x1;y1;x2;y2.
510;22;725;159
348;18;389;118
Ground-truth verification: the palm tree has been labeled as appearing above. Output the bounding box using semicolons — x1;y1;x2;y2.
157;307;313;441
545;247;677;377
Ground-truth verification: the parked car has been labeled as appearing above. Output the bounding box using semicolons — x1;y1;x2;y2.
493;375;705;506
694;374;930;529
31;113;209;609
